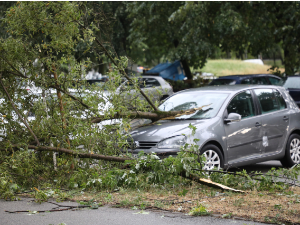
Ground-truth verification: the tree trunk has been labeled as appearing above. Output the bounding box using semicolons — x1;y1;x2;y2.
226;50;231;59
284;47;294;75
180;59;193;80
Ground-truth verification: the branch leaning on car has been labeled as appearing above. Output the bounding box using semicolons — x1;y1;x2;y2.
91;105;211;124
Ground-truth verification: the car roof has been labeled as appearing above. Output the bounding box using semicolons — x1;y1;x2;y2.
140;75;163;79
178;84;284;94
286;75;300;78
215;74;280;80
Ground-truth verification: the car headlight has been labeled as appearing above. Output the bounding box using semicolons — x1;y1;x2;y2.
157;136;187;149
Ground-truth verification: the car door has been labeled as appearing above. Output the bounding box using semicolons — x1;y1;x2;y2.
253;88;289;155
224;90;263;163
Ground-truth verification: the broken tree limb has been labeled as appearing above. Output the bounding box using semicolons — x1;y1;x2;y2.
91;105;212;123
93;37;158;112
48;85;90;109
0;75;40;146
0;56;29;79
27;145;131;162
0;144;244;192
180;171;245;193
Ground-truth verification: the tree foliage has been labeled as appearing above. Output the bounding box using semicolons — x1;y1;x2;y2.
126;2;300;74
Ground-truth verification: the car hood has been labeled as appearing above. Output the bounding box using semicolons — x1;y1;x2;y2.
129;118;215;142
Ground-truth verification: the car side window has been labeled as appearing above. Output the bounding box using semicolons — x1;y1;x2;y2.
254;89;281;114
241;78;251;84
273;89;287;109
268;77;281;85
227;91;255;119
142;78;161;88
252;77;269;85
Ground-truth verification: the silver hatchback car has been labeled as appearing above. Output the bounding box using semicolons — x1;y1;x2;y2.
126;85;300;169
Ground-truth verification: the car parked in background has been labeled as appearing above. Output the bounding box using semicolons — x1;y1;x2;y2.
209;74;282;86
281;76;300;107
119;75;173;102
125;85;300;170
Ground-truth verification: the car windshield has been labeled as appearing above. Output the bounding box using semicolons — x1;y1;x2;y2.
281;77;300;89
209;79;236;85
158;92;229;119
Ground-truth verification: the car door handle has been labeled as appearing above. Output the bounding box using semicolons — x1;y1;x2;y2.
283;116;289;121
255;122;262;127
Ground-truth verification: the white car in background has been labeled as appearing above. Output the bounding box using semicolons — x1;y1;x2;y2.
118;75;173;103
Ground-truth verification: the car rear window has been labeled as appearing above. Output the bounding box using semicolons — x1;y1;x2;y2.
209;79;236;85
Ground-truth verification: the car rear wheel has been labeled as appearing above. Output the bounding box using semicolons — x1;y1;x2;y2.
281;133;300;167
200;144;224;170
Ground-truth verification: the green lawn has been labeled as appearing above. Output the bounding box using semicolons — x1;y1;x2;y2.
193;59;284;77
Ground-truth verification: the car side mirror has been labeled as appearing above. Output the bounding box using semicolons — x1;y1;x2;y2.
224;113;241;124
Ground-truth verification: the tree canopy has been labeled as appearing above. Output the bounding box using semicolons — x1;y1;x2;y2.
126;2;300;75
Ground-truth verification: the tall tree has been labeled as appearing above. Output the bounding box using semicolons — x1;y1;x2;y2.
127;2;300;75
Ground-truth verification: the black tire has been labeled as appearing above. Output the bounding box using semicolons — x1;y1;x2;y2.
280;133;300;167
200;144;224;170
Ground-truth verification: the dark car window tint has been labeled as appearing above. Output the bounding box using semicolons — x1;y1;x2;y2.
273;90;287;109
142;78;161;87
254;89;280;114
268;77;281;85
241;78;251;84
227;91;255;119
124;78;160;88
252;77;269;85
209;79;236;85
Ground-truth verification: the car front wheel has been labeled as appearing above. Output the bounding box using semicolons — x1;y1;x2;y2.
281;133;300;167
200;144;224;170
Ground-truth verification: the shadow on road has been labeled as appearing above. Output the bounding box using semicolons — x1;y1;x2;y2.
228;160;283;174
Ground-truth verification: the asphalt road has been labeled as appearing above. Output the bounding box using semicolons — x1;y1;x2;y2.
0;161;284;225
0;197;271;225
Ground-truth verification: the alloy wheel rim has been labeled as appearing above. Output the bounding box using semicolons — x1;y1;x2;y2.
290;138;300;164
203;150;221;170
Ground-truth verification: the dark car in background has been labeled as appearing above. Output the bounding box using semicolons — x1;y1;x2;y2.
209;74;282;86
281;76;300;107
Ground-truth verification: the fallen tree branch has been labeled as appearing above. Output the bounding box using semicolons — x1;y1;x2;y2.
93;36;158;112
91;105;211;123
48;85;90;109
181;172;245;193
0;75;40;146
193;168;300;188
0;144;244;192
27;145;131;162
0;56;91;111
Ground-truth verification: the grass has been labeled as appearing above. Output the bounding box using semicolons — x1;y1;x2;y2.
194;59;285;77
263;59;284;68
